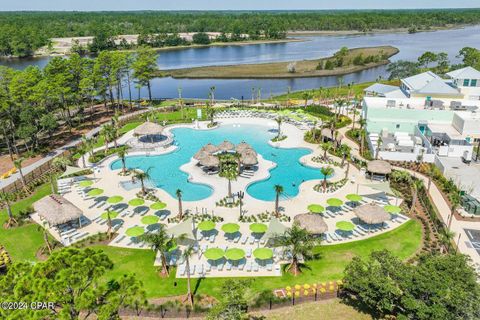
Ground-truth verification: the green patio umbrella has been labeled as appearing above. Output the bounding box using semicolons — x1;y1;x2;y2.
101;211;119;219
198;220;216;232
225;248;245;261
107;196;124;204
327;198;344;207
87;188;104;196
129;198;145;206
221;223;240;234
150;202;167;210
249;223;268;234
126;226;145;237
253;248;273;260
346;194;363;203
308;204;325;214
336;221;355;232
141;215;160;225
384;205;402;214
204;248;224;261
78;180;93;187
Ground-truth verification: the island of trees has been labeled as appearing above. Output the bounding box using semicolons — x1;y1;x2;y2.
1;9;480;57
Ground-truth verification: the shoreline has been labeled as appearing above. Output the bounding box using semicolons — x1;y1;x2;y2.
286;23;471;37
159;46;399;79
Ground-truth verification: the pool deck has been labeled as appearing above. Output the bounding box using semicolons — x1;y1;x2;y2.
42;117;408;277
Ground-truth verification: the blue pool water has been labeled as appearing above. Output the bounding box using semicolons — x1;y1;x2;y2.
110;123;326;201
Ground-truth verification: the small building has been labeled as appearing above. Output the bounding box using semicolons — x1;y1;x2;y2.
446;66;480;99
400;71;462;99
34;194;84;228
364;83;406;98
366;160;392;180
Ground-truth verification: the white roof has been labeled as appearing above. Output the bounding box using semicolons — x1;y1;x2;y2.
427;123;464;139
364;83;399;94
414;78;461;96
446;66;480;79
402;71;440;90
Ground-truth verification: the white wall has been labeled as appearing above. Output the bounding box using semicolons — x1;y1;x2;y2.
378;151;435;163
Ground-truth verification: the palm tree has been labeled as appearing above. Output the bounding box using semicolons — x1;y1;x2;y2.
219;164;238;198
78;144;88;168
302;91;313;108
274;185;284;217
311;120;318;142
351;94;360;130
52;156;71;172
448;192;461;230
320;142;332;161
440;230;455;253
38;222;53;254
106;208;113;240
339;144;351;167
275;117;283;138
0;192;17;228
375;136;383;160
410;180;424;215
209;86;216;105
13;157;26;188
273;223;317;276
139;225;175;276
176;189;183;220
101;124;115;153
133;168;151;195
182;245;195;306
320;167;334;192
117;148;128;174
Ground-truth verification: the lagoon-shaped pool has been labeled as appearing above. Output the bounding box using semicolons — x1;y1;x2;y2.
111;123;325;201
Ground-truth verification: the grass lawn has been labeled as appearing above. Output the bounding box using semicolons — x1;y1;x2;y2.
96;219;422;299
252;298;373;320
0;183;53;262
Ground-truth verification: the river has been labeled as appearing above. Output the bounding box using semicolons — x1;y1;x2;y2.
1;26;479;99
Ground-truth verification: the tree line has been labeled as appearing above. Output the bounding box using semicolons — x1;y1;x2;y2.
387;46;480;80
0;47;159;159
2;9;480;57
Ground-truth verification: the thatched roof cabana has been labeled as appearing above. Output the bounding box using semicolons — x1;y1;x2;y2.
367;160;392;175
217;140;235;152
235;142;252;153
294;214;328;234
354;203;390;224
134;121;164;136
34;194;83;226
193;150;210;161
201;143;219;154
321;128;344;142
241;152;258;166
199;155;220;167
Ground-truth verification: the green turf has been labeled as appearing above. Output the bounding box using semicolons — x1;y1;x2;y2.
0;183;53;262
96;219;422;299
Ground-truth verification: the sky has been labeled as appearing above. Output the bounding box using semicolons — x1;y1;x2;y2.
1;0;479;11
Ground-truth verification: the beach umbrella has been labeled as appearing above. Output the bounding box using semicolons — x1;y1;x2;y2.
346;194;363;203
253;248;273;260
384;205;402;214
126;226;145;237
327;198;343;208
249;223;268;234
107;196;124;204
225;248;245;261
198;220;216;232
129;198;145;206
150;202;167;210
78;180;93;188
204;248;224;261
307;204;325;214
141;215;160;225
221;223;240;234
335;221;355;232
87;188;104;196
101;211;119;219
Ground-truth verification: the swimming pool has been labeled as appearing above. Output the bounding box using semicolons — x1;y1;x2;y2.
110;123;326;201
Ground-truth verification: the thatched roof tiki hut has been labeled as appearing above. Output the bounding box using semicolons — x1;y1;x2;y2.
200;143;219;154
199;155;220;168
293;213;328;235
133;121;165;143
354;203;390;226
217;140;235;152
366;160;392;180
34;195;84;227
235;141;252;153
240;148;258;167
